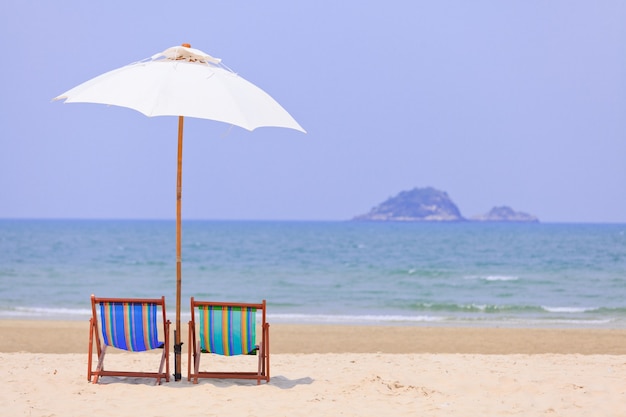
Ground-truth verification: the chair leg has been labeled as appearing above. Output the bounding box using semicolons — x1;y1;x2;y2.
263;323;270;382
157;349;167;385
187;321;192;382
193;341;201;384
92;345;107;384
164;320;170;383
267;325;271;381
256;346;261;385
257;342;267;385
88;318;95;381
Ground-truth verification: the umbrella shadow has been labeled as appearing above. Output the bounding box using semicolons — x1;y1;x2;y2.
265;375;315;389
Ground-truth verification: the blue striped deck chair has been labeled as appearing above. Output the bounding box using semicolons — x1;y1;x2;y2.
88;295;170;384
187;298;270;384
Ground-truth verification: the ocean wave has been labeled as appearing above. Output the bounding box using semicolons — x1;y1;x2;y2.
0;306;92;318
407;302;544;313
269;313;446;324
0;305;197;321
486;317;616;326
541;306;599;313
402;302;626;316
463;275;520;282
484;275;519;281
267;313;621;327
5;304;622;322
2;306;624;328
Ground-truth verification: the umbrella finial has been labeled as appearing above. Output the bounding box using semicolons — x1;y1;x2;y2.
158;44;221;65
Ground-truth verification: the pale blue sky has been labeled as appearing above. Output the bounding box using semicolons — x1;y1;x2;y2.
1;1;625;222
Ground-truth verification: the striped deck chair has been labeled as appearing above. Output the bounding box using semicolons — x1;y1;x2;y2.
187;298;270;384
88;295;170;384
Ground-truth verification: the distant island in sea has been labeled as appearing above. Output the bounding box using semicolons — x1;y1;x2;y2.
353;187;539;223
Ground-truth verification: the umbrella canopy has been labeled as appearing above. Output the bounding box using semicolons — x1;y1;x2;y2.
54;44;305;381
55;45;305;132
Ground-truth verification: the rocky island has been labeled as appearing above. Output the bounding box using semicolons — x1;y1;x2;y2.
471;206;539;223
353;187;539;223
353;187;464;222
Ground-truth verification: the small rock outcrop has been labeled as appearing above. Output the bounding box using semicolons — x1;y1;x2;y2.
471;206;539;223
353;187;465;222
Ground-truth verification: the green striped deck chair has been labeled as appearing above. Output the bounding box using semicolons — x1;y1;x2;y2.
88;295;170;384
188;298;270;384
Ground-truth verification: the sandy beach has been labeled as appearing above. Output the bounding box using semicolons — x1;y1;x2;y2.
1;320;625;416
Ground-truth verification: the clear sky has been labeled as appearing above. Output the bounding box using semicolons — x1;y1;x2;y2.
1;1;625;223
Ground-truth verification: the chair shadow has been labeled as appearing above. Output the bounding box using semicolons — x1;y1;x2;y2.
172;375;315;389
92;376;170;386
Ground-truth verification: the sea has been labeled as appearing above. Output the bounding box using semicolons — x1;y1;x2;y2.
1;219;625;328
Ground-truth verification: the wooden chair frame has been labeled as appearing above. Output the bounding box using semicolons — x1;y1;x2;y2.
88;295;170;384
187;298;270;384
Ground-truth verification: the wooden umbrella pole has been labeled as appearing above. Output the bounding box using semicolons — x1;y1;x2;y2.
174;115;184;381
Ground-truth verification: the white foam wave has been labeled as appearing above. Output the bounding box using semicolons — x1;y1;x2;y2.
542;306;599;313
267;313;620;328
463;275;520;282
0;305;193;321
495;317;615;327
0;306;92;318
268;313;445;325
484;275;519;281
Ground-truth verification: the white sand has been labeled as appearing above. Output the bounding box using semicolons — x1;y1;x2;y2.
1;352;625;416
2;320;626;416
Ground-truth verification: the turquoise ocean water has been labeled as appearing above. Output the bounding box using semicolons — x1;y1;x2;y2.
1;219;625;328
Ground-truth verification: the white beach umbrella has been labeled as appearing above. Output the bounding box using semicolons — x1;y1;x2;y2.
54;44;305;381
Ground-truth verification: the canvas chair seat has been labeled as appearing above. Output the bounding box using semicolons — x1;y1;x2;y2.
88;295;170;384
187;298;270;384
